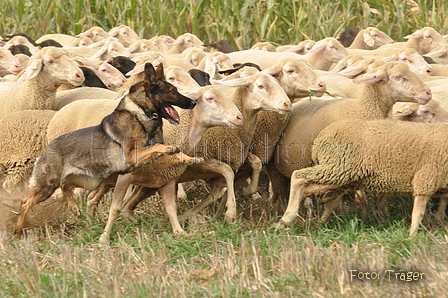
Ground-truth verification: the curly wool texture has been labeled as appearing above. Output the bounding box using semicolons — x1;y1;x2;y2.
296;119;448;196
0;110;57;190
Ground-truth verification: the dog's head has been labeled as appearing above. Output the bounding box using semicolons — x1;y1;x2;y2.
134;62;197;125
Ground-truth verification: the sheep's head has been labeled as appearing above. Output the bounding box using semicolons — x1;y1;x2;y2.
405;27;448;55
353;61;432;105
19;47;84;85
263;58;326;98
360;27;395;49
184;85;244;146
0;48;22;74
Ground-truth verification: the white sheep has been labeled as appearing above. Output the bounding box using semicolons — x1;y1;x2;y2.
169;33;204;54
277;40;316;54
178;47;207;67
78;26;110;43
0;47;23;76
128;39;160;53
0;47;84;120
36;33;77;46
228;37;348;70
393;99;448;124
196;52;235;79
64;36;94;48
0;110;56;193
108;25;140;47
277;118;448;236
52;87;118;111
348;27;395;50
269;62;432;214
251;42;276;52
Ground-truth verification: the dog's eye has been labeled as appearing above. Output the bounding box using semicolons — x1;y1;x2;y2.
151;112;159;119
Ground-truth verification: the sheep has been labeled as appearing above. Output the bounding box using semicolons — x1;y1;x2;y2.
202;39;234;53
128;39;160;53
105;72;292;238
149;35;172;53
108;56;136;77
7;44;32;57
393;99;448;124
188;69;211;86
228;37;348;70
269;62;432;213
64;36;94;48
35;33;77;46
348;27;395;50
178;47;207;67
37;39;63;48
251;42;276;52
384;48;434;76
329;54;365;73
169;33;204;54
425;45;448;64
348;27;448;57
77;59;127;90
89;39;131;61
276;118;448;236
52;87;118;111
0;47;23;76
78;26;110;43
194;52;235;80
3;35;38;55
108;25;140;47
0;47;84;120
4;33;37;46
196;59;327;210
337;28;359;47
0;110;57;193
277;40;317;54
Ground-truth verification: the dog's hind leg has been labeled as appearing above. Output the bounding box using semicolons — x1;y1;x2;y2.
61;184;81;219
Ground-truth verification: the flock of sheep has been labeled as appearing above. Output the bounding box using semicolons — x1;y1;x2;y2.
1;24;448;240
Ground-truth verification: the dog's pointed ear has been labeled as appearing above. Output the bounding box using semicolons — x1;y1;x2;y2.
144;63;158;84
155;62;164;79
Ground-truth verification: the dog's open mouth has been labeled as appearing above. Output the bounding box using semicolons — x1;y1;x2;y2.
161;105;181;125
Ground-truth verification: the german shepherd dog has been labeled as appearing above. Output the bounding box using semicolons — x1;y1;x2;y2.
15;63;200;233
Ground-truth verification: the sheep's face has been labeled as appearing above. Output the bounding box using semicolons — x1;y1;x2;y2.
40;51;84;86
212;55;233;71
247;73;291;113
277;59;326;98
406;27;448;54
309;38;348;63
164;66;200;93
364;28;395;49
392;49;434;76
0;48;22;74
97;62;126;90
354;62;432;105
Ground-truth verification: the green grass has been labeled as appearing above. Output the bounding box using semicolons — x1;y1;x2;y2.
1;0;448;50
0;190;447;297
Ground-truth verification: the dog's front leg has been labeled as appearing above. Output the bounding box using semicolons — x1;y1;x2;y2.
149;153;205;171
123;140;180;169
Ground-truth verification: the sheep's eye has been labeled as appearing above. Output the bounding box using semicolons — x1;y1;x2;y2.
257;84;265;89
286;69;294;74
206;97;216;102
372;34;379;38
167;77;175;81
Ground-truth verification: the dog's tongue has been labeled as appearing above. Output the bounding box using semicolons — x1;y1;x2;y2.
165;105;180;122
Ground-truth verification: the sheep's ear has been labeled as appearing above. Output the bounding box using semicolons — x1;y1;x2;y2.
353;70;385;84
126;63;146;76
90;45;108;59
262;65;282;76
404;30;422;39
213;77;252;88
392;108;413;117
383;56;396;62
363;33;375;47
284;44;305;53
183;89;202;101
338;64;366;76
204;57;217;79
307;40;326;53
19;59;43;81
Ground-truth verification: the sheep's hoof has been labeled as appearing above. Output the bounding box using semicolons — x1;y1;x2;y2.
98;234;110;245
275;220;287;230
224;212;236;223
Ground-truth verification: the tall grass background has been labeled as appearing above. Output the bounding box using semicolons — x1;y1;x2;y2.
1;0;448;49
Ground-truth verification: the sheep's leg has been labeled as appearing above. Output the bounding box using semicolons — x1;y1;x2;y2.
320;194;344;222
276;172;341;229
435;194;448;222
159;179;186;235
61;184;81;219
266;163;290;216
178;178;226;223
410;194;430;236
99;174;135;244
237;153;262;197
121;186;157;214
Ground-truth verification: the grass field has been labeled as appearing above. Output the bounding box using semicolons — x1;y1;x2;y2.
1;0;448;297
